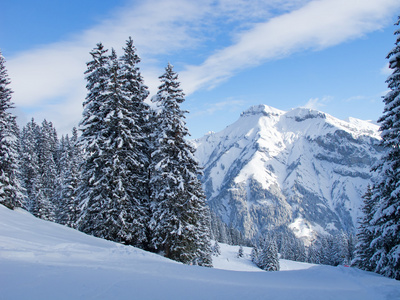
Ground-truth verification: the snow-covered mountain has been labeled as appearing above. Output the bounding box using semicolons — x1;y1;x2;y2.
193;104;383;241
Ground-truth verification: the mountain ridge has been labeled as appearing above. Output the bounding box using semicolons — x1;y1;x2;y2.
193;104;383;242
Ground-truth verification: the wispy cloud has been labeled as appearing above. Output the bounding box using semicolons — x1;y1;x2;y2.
303;96;332;110
344;95;369;102
8;0;310;106
189;99;246;118
7;0;214;132
180;0;400;94
5;0;400;134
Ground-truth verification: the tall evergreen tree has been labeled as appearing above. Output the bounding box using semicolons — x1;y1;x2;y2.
0;50;23;209
352;186;376;271
307;241;320;264
119;37;152;248
251;246;260;263
76;42;111;237
55;135;70;222
76;42;112;237
77;42;149;247
19;119;40;211
149;63;212;266
365;16;400;280
57;128;82;227
25;120;58;221
38;120;58;217
256;238;280;271
237;245;244;258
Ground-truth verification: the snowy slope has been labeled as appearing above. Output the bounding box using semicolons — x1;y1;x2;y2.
1;205;399;300
193;105;383;240
212;242;314;272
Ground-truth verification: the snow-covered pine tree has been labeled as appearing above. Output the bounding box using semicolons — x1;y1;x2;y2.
307;233;352;266
292;238;307;263
307;236;327;265
119;37;150;128
279;231;298;261
0;50;23;209
56;128;82;227
256;239;280;271
351;195;375;271
19;119;40;211
149;63;212;266
36;120;58;220
365;16;400;280
76;42;110;230
210;211;247;245
251;246;259;263
333;231;351;266
76;43;112;238
19;118;57;220
210;212;223;242
212;240;221;256
264;227;306;263
0;54;17;184
31;185;55;221
307;242;319;264
346;233;357;266
318;234;343;266
237;245;244;258
119;37;152;249
24;120;58;221
55;135;70;222
77;43;149;247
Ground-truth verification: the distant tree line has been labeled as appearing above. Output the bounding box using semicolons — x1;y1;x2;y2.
211;217;356;272
209;211;252;246
251;228;355;271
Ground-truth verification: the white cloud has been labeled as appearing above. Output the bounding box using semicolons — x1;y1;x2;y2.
190;99;246;117
344;95;368;102
7;0;214;133
5;0;400;134
303;97;331;110
180;0;400;94
8;0;211;103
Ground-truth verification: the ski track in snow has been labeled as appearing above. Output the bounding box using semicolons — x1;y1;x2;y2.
0;205;399;300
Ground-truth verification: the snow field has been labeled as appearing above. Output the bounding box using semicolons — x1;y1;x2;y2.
1;205;399;300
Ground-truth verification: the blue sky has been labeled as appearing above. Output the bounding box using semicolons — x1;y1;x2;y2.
1;0;400;139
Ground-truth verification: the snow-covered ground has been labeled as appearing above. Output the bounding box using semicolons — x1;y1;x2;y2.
0;205;399;300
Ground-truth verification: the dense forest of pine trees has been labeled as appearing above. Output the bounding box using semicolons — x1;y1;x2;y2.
0;39;212;267
1;21;400;276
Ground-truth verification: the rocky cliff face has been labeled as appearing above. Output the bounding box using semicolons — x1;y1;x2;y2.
193;105;383;242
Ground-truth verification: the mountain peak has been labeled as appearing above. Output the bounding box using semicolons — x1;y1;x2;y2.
194;104;384;241
240;104;284;118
